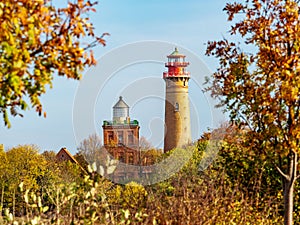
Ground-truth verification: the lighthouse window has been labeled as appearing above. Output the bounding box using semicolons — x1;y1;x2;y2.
174;102;179;111
114;108;127;118
118;131;124;145
128;131;134;145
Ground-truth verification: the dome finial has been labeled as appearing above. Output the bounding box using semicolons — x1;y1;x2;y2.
170;47;180;56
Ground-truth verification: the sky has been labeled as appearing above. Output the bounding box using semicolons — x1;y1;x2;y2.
1;0;232;154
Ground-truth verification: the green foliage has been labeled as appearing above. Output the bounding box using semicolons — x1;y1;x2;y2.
215;126;282;199
0;145;48;217
6;145;47;189
0;140;286;224
122;182;147;209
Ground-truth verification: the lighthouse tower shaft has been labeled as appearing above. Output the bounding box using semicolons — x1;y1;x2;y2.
163;48;191;153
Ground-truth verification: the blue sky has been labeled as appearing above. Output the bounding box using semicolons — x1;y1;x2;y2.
1;0;231;154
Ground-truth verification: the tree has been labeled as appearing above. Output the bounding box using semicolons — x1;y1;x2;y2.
208;124;282;203
0;0;108;127
5;145;47;216
77;133;111;171
0;147;8;214
77;133;103;162
139;136;153;150
77;133;102;156
206;1;300;224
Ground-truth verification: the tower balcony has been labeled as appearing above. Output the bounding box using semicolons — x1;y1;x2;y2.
165;62;189;67
163;71;190;78
103;120;139;126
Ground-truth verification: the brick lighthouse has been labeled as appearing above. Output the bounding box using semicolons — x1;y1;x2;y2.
163;48;191;152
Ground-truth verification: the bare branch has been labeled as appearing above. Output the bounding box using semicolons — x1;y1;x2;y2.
275;165;289;180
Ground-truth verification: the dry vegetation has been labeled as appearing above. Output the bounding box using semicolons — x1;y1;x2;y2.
0;126;297;224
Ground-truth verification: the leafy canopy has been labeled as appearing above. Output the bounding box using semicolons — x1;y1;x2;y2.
206;0;300;160
206;1;300;223
0;0;108;127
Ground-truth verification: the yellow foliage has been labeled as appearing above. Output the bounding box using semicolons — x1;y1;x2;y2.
0;0;108;127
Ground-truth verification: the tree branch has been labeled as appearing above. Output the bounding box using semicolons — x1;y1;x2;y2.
291;151;297;183
275;165;289;180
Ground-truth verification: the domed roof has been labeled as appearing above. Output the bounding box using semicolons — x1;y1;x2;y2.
169;47;185;57
113;96;129;108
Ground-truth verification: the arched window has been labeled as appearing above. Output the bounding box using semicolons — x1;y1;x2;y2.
175;102;179;111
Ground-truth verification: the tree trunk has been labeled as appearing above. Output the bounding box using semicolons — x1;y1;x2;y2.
283;151;297;225
284;178;295;225
13;188;15;218
0;184;4;215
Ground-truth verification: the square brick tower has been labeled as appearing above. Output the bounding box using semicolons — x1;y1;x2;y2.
102;96;140;164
